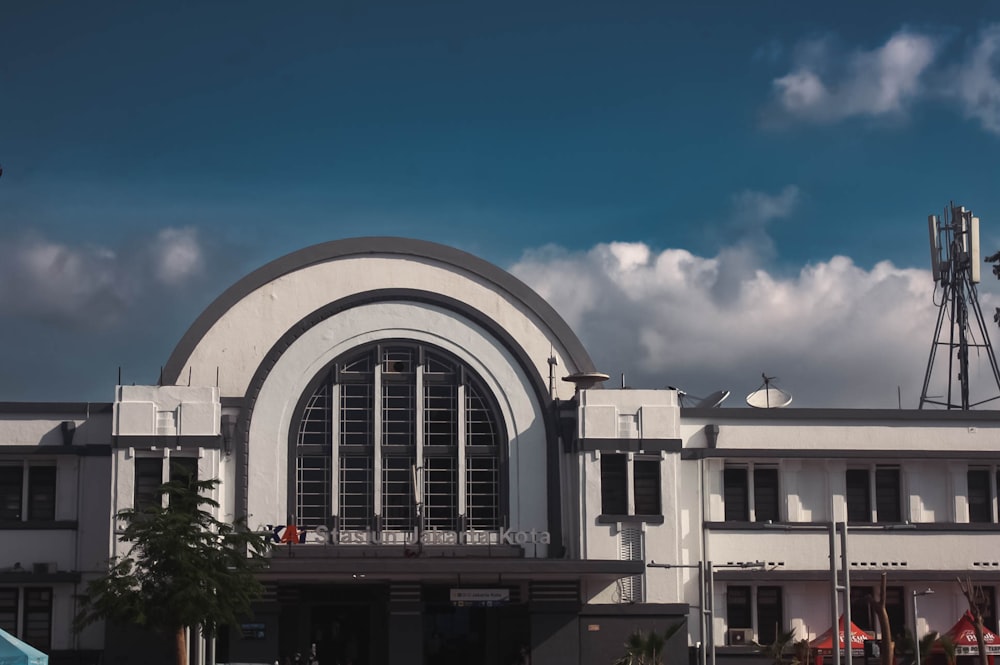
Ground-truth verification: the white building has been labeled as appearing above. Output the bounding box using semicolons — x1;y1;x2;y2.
2;237;998;665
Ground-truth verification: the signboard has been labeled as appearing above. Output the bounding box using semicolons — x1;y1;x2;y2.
240;623;266;640
265;524;551;547
450;588;510;607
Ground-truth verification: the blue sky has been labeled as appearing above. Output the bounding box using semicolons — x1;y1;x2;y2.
3;1;1000;407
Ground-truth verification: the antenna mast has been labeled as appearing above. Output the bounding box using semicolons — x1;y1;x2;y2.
919;203;1000;409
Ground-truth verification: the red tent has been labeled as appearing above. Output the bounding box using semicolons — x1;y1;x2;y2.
809;616;871;665
934;611;1000;663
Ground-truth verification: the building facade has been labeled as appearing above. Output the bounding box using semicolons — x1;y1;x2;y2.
2;237;999;665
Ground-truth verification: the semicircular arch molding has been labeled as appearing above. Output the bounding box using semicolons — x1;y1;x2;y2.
238;295;560;553
163;238;596;396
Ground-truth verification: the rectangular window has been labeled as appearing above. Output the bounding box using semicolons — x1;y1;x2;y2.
724;468;749;521
875;467;902;523
0;588;52;652
600;455;662;517
969;469;993;523
134;458;163;512
754;468;780;523
846;469;872;523
600;455;628;515
135;458;199;513
850;586;874;632
0;588;16;635
724;466;779;522
886;587;905;641
22;588;51;651
27;467;56;521
726;586;752;629
633;460;661;515
0;467;21;521
756;586;783;646
169;458;198;485
0;465;57;523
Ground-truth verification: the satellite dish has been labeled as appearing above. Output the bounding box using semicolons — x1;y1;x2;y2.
696;390;731;408
746;374;792;409
674;388;730;408
562;371;610;390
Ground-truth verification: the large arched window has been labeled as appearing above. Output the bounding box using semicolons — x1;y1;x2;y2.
294;342;505;535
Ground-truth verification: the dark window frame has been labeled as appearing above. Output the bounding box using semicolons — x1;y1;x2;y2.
600;453;663;519
723;465;779;523
969;468;994;524
293;342;506;534
0;463;57;523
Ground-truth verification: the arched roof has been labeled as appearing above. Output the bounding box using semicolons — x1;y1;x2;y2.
162;237;597;387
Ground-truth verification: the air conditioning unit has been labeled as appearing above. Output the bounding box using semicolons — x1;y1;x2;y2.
727;628;754;646
32;562;56;574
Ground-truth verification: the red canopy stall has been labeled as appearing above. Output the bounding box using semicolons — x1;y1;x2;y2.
809;616;871;665
932;611;1000;664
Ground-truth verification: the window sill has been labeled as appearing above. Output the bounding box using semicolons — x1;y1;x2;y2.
597;514;664;525
0;520;78;530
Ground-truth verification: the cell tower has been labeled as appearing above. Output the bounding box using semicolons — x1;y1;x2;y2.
919;203;1000;409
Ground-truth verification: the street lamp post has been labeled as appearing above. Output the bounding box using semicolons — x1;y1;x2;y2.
912;588;934;665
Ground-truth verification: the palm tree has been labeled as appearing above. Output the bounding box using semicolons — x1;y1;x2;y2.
758;628;797;665
614;619;686;665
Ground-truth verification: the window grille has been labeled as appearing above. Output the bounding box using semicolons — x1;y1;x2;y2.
424;457;457;530
382;384;415;447
382;456;415;530
424;385;456;447
297;455;330;529
466;388;497;446
294;343;504;538
23;588;51;651
339;456;372;530
340;384;372;447
298;384;330;447
466;457;500;530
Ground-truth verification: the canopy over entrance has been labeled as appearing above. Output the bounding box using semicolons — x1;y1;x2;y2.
935;611;1000;661
809;616;870;665
0;628;48;665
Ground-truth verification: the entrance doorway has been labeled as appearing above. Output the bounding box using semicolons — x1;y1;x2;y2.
422;589;529;665
278;588;378;665
309;605;371;665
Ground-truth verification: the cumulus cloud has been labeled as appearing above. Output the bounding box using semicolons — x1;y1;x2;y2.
770;30;938;124
509;195;984;408
0;227;206;328
152;227;205;285
953;25;1000;135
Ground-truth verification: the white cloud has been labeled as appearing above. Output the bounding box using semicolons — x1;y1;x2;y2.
733;185;800;226
0;227;207;328
510;230;974;409
771;30;938;123
152;227;204;285
954;25;1000;135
